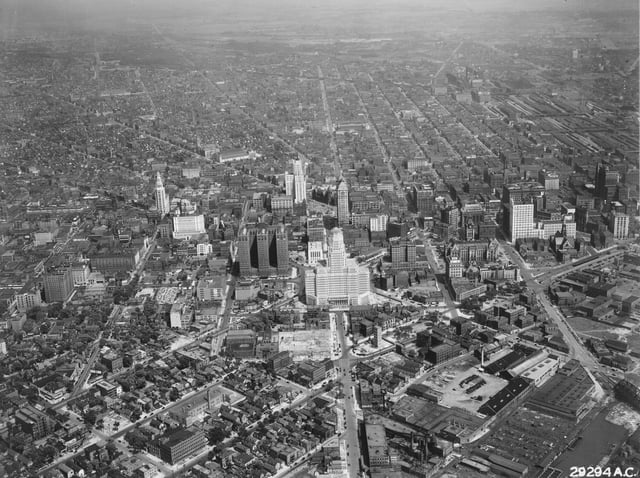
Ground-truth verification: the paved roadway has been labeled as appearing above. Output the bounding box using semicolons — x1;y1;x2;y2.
335;312;362;477
498;240;613;372
533;247;624;284
69;339;102;397
134;67;158;119
434;41;464;81
317;65;342;177
416;231;459;319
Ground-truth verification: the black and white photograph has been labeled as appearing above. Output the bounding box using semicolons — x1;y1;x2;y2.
0;0;638;477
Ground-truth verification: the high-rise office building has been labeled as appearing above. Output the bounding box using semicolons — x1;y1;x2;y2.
257;228;272;275
609;212;629;239
236;229;253;277
13;292;43;313
307;241;324;265
538;170;560;190
236;225;289;277
504;199;534;244
327;228;346;269
284;159;307;204
305;228;370;307
270;195;294;215
307;217;326;242
460;203;485;228
441;207;460;227
390;239;417;270
595;163;620;202
337;180;350;225
446;257;464;278
413;185;435;214
42;264;75;303
369;214;388;233
155;172;170;216
284;171;295;197
293;159;307;204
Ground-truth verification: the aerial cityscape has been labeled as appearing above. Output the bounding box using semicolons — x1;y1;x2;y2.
0;0;639;477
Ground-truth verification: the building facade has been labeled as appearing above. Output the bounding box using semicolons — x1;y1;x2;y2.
293;159;307;204
446;239;499;266
236;225;289;277
390;239;417;270
157;428;208;465
155;172;170;216
504;199;534;244
609;212;629;239
173;215;206;240
305;228;370;307
42;265;74;303
337;180;350;225
538;170;560;190
307;241;324;265
596;163;620;202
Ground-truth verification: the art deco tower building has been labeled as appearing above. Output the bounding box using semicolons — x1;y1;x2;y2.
337;179;349;225
155;172;170;216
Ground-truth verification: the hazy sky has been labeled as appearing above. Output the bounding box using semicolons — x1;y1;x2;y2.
3;0;639;18
1;0;638;37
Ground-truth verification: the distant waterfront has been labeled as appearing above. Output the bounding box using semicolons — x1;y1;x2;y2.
554;407;629;474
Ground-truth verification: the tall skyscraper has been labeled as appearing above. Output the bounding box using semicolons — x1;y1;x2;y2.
275;226;289;275
237;228;256;277
284;159;307;204
441;207;460;227
42;264;75;303
236;225;289;277
257;228;271;276
337;180;350;225
293;159;307;204
284;171;295;198
595;163;620;202
307;241;324;265
327;228;347;270
155;172;170;216
504;199;534;244
414;185;435;214
307;217;326;242
609;212;629;239
446;257;464;278
390;239;417;270
305;228;370;307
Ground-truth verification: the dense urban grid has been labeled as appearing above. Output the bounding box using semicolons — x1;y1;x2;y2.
0;1;639;477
